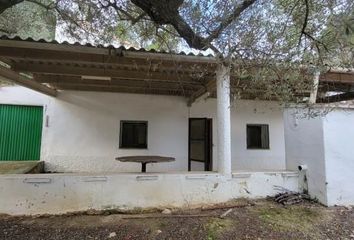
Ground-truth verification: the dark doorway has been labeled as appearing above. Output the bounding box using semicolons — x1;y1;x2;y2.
188;118;213;171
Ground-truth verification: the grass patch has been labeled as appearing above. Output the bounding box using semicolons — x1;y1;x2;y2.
205;218;233;240
256;205;323;236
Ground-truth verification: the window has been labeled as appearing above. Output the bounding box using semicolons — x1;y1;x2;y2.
120;121;147;149
246;124;269;149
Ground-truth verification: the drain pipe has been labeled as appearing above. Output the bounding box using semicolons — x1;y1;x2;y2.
298;165;309;194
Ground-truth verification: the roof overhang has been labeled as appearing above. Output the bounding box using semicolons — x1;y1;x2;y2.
0;36;219;99
0;36;353;104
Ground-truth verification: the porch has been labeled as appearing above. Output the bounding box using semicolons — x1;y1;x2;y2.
0;87;289;174
0;36;293;175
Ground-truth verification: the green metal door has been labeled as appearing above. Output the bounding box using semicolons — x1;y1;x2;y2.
0;105;43;161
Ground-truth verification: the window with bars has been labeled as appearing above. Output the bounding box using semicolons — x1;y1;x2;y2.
246;124;269;149
119;121;148;149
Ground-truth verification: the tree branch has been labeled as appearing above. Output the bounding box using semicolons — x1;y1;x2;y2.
26;0;56;10
131;0;255;52
0;27;10;34
298;0;309;45
297;0;329;58
101;0;147;26
206;0;256;43
130;0;208;49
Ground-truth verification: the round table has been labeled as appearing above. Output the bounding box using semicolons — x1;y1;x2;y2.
115;155;175;172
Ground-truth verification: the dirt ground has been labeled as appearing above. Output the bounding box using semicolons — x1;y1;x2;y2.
1;199;354;240
0;161;42;174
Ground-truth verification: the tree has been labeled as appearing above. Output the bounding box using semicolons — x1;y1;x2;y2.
0;0;56;40
0;0;353;104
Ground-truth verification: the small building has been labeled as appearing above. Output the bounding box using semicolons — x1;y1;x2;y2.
0;36;352;214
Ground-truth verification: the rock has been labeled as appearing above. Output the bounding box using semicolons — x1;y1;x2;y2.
162;209;172;214
220;208;233;218
108;232;117;238
86;209;101;215
156;230;162;234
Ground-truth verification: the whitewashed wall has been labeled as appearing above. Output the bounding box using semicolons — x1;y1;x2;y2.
323;109;354;206
0;86;189;172
0;171;299;215
191;99;286;171
0;86;287;173
284;107;354;206
284;109;328;204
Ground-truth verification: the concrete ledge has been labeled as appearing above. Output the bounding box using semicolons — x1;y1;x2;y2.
0;171;299;215
232;173;251;178
281;172;299;178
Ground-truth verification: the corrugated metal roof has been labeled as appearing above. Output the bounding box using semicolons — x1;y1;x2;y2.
0;35;214;57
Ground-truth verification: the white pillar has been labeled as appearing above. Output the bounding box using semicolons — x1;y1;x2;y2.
309;70;320;104
216;64;232;177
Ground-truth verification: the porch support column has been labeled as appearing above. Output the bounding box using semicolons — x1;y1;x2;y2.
309;70;320;104
216;64;232;177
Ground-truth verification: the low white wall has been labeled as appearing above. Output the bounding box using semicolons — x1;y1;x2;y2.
0;171;299;215
284;109;328;204
0;86;287;173
323;109;354;206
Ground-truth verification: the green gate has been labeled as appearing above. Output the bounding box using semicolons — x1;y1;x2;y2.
0;105;43;161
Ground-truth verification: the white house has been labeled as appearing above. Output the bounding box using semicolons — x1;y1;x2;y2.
0;36;352;215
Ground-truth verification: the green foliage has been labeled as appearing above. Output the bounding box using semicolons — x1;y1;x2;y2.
205;218;233;240
256;205;323;236
0;0;353;105
113;19;179;50
0;0;56;40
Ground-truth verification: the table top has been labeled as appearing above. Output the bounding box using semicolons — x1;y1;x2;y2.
115;155;175;164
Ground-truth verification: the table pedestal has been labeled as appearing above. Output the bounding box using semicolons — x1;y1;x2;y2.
141;162;147;173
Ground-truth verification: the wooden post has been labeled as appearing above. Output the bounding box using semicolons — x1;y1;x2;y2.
0;65;57;97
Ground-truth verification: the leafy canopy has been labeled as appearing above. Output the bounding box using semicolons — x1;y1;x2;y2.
0;0;353;104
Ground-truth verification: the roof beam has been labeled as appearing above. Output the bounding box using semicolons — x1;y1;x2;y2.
14;62;211;84
317;92;354;103
0;46;146;66
320;72;354;84
33;74;203;87
54;83;191;92
46;79;200;92
319;82;354;92
57;84;193;97
0;57;13;67
188;79;216;105
0;65;57;97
